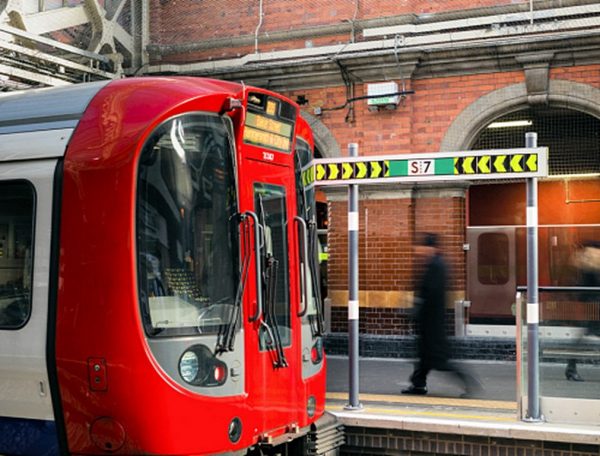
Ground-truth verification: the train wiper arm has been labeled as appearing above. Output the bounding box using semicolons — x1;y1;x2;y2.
216;213;252;353
264;256;287;368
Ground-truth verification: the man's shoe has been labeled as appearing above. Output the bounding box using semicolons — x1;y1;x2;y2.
401;385;427;395
566;371;584;382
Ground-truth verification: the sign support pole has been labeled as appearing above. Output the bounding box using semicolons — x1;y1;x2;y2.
345;143;362;410
525;132;543;422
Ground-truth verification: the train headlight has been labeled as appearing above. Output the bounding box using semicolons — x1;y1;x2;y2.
178;345;228;387
179;351;199;383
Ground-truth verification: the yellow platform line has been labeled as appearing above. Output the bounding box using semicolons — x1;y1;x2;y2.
326;404;515;422
327;392;516;411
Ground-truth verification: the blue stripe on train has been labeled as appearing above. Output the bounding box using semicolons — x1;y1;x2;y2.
0;416;59;456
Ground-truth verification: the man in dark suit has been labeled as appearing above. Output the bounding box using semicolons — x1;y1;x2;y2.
402;233;481;397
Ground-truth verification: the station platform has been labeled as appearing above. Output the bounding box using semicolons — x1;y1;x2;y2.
326;356;600;455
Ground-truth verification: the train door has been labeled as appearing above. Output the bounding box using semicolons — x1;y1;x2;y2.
244;158;301;435
467;227;517;325
0;159;59;452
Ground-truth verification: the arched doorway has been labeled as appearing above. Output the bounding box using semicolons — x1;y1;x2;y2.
441;82;600;329
300;111;340;302
468;108;600;325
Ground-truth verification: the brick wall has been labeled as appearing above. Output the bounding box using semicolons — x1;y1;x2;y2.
326;190;466;334
286;72;525;155
327;198;415;293
149;1;529;52
342;427;600;456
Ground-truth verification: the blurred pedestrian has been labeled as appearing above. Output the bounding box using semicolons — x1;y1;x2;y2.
402;233;481;397
565;240;600;382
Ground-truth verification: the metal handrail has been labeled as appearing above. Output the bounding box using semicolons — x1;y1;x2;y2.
242;211;263;322
517;286;600;292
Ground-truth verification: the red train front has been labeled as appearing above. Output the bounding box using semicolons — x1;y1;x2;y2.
0;77;336;455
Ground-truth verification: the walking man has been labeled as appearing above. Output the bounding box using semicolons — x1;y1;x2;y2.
402;233;480;397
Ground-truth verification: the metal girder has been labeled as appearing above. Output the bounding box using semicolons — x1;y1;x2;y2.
0;0;143;89
9;5;89;35
0;23;109;62
0;62;71;86
0;38;116;78
84;0;133;56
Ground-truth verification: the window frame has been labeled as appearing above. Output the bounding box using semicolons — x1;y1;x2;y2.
0;179;36;331
135;112;241;338
477;232;510;286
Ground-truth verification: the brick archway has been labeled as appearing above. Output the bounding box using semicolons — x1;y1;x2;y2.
440;80;600;151
300;111;341;158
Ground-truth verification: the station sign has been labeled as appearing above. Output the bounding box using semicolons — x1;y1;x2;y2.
302;148;548;187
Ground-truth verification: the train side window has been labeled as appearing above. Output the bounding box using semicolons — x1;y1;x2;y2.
0;181;35;329
477;233;509;285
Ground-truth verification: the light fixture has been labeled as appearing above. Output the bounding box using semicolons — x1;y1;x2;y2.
487;120;533;129
179;351;199;383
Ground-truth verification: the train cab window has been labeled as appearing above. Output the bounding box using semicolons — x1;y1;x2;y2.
294;138;319;319
0;182;34;329
137;114;239;337
254;183;291;348
477;233;509;285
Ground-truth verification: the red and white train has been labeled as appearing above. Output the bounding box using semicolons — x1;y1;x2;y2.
0;77;338;455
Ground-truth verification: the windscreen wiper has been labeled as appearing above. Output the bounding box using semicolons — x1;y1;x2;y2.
215;213;252;353
264;254;287;368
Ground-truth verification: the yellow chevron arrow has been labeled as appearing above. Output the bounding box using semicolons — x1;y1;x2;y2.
305;167;314;185
510;154;523;172
342;162;353;179
328;163;339;180
384;161;390;177
316;164;326;180
463;156;475;174
454;157;460;175
494;155;507;172
526;154;538;171
356;162;367;178
370;161;382;178
478;156;491;173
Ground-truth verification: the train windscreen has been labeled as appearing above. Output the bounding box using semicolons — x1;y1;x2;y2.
136;113;239;337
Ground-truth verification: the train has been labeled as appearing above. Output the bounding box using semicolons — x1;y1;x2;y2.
0;77;341;455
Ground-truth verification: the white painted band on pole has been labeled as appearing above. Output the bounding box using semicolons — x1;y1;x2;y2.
348;211;359;231
348;300;359;320
527;303;539;324
527;207;538;227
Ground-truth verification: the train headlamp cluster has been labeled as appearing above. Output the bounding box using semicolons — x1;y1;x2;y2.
178;345;228;387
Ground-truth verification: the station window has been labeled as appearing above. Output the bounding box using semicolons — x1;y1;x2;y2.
477;233;509;285
0;181;34;329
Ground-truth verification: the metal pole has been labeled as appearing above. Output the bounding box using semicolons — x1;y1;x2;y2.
345;143;362;410
525;132;542;422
